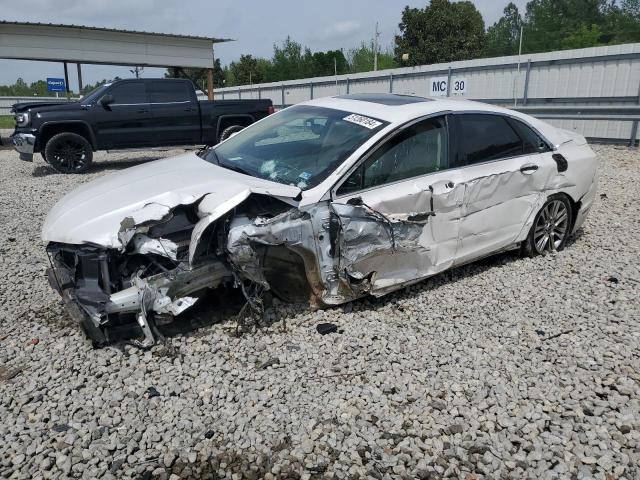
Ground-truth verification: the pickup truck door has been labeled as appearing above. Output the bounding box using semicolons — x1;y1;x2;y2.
147;80;201;146
92;81;154;148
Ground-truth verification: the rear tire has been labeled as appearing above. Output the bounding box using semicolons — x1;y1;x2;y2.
219;125;245;142
522;194;573;256
45;132;93;174
40;152;49;163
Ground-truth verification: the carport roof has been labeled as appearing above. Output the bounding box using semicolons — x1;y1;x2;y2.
0;21;233;43
0;21;233;69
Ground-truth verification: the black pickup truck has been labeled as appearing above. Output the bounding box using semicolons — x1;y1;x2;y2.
11;78;273;173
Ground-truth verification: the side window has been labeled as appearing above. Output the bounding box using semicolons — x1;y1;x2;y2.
454;114;524;166
337;116;448;196
507;118;551;154
148;81;191;103
108;83;146;104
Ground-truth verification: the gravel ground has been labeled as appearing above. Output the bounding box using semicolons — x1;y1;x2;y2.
0;146;638;480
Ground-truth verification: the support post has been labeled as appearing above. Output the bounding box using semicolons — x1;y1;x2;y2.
258;87;261;99
630;77;640;148
346;77;350;94
310;82;314;100
446;67;452;97
238;88;241;100
207;69;214;100
76;63;83;94
281;84;285;108
63;61;70;101
389;73;393;93
523;59;531;106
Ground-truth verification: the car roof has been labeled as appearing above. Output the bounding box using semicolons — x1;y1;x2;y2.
299;94;565;146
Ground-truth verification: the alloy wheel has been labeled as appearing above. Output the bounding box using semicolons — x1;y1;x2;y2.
533;199;569;253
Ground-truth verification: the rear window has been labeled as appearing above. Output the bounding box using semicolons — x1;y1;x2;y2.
454;114;524;166
507;118;551;154
148;81;192;103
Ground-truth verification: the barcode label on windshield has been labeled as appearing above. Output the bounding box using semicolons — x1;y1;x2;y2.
343;114;383;130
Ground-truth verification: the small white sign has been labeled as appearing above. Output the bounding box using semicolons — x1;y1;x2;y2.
430;76;448;96
343;114;383;130
451;77;467;94
429;76;467;96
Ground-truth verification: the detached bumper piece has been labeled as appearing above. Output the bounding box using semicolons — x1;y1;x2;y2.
12;133;36;161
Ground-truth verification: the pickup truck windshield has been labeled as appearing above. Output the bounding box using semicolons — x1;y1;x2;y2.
202;105;388;190
80;84;110;104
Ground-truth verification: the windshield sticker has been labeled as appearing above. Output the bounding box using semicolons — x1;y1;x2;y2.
298;171;313;181
343;114;383;130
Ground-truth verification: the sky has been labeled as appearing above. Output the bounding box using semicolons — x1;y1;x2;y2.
0;0;527;91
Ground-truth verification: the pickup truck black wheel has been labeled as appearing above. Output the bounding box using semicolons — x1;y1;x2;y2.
40;152;49;163
45;132;93;174
219;125;245;142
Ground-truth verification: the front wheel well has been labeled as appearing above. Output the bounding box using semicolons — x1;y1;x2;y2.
39;123;94;151
550;192;581;233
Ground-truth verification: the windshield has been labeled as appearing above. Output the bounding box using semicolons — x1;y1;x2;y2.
80;84;111;103
201;105;388;190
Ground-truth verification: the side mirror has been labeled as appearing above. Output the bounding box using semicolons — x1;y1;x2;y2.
98;94;114;107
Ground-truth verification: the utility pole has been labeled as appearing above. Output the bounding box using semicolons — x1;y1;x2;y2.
373;21;380;71
513;25;524;107
130;66;143;78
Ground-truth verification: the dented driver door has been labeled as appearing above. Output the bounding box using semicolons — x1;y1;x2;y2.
328;115;464;295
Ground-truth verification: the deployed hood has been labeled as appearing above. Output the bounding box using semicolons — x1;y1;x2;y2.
42;152;301;248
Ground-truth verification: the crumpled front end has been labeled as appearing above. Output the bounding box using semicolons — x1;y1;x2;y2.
45;207;233;347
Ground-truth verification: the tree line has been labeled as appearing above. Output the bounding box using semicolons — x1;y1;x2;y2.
1;0;638;95
185;0;640;87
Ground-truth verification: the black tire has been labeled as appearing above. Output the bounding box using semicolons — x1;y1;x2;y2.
522;194;573;256
44;132;93;174
219;125;245;142
40;152;49;164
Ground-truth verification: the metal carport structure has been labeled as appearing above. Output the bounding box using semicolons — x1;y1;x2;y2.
0;21;232;99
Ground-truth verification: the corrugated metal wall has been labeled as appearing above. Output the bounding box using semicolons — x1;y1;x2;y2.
216;43;640;143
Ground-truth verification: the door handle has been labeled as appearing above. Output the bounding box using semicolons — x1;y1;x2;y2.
445;181;455;189
184;107;195;112
520;164;539;174
137;108;149;113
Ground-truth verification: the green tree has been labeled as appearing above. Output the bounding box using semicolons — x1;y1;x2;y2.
562;23;604;48
522;0;608;53
269;37;305;81
485;2;523;57
308;50;350;77
228;54;267;85
394;0;486;66
348;42;397;73
29;80;49;96
605;0;640;43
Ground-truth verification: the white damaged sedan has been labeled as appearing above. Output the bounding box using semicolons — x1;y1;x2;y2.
43;94;598;347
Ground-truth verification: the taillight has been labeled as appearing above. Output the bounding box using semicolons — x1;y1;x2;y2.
267;105;275;115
